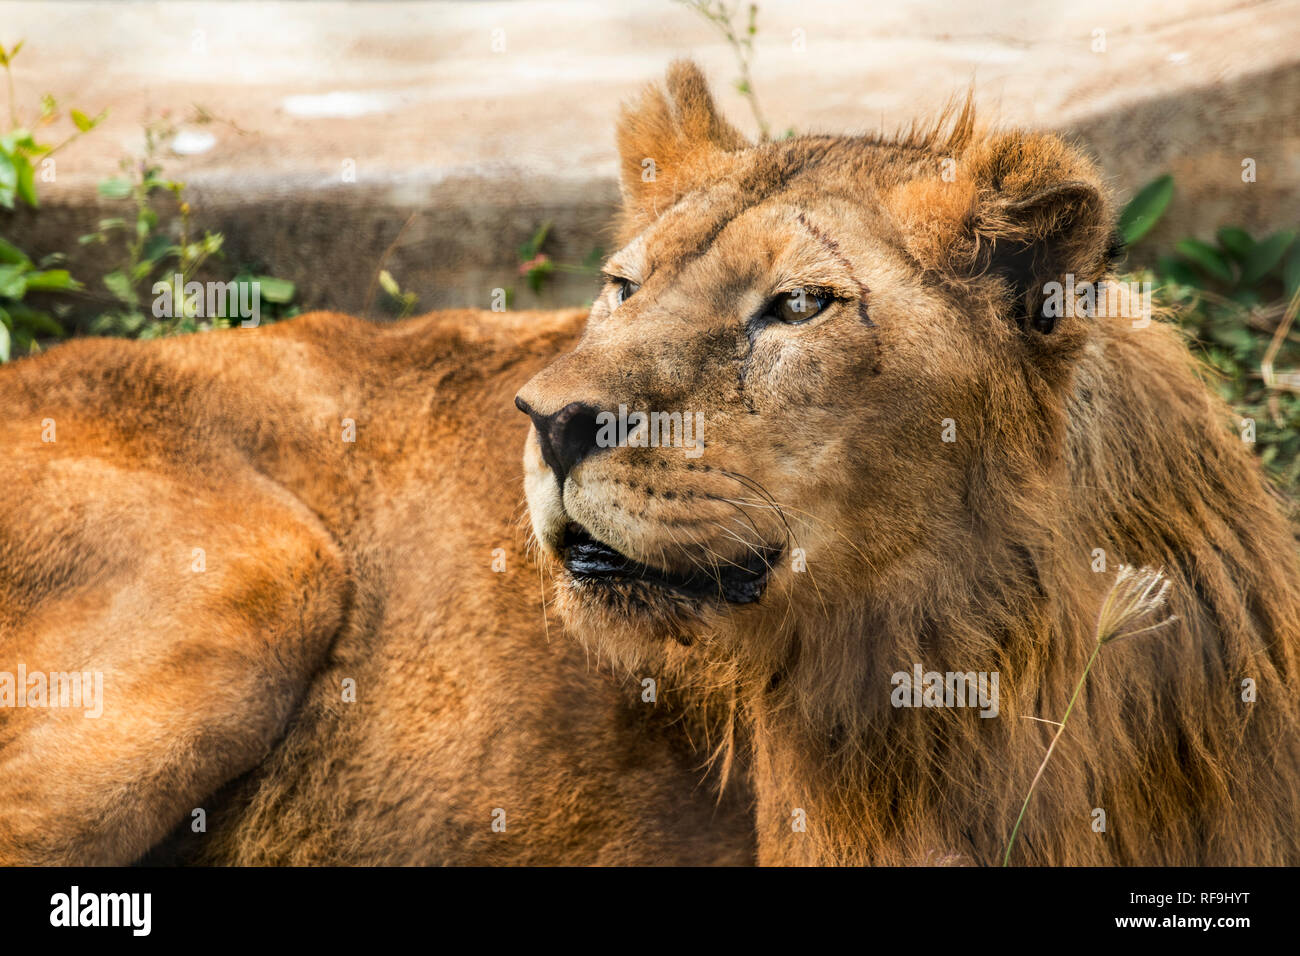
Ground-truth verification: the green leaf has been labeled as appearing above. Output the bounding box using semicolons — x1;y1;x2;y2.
130;259;157;284
0;264;28;299
141;233;172;263
1118;174;1174;245
1157;254;1202;289
97;177;133;199
14;153;36;207
136;207;158;236
24;268;80;291
378;269;401;297
1175;239;1234;283
1240;230;1296;285
8;129;38;151
253;275;295;304
1216;227;1254;263
10;307;63;336
139;231;170;261
525;259;554;294
102;270;136;306
0;317;9;362
0;150;16;209
0;40;23;68
70;109;94;132
0;236;31;266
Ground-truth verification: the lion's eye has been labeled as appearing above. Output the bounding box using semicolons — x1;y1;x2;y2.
762;290;829;324
614;278;640;307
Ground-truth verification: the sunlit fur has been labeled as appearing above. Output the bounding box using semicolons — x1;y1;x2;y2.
3;61;1297;867
518;61;1300;865
0;309;755;865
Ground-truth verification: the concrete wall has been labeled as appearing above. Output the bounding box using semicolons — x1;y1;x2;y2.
4;0;1298;319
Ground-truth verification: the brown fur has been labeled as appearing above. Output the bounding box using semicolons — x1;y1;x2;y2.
1;62;1297;865
0;311;753;865
517;62;1300;865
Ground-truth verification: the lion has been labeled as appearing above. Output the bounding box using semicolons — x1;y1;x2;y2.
2;61;1298;866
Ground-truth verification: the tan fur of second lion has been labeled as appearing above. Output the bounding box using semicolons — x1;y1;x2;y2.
0;308;753;865
2;61;1298;867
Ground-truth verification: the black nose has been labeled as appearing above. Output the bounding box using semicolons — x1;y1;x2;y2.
515;397;603;484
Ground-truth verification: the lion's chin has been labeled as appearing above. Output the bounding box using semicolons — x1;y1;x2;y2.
557;574;707;648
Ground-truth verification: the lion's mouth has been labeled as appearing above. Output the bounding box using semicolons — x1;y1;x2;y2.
561;522;777;605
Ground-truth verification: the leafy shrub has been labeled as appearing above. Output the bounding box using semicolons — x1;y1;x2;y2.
0;40;103;360
80;114;297;337
1120;175;1300;498
0;40;300;359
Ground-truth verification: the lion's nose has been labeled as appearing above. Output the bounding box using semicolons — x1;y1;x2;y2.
514;397;603;485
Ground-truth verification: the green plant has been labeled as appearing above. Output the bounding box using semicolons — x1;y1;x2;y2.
81;114;221;336
1116;173;1174;246
377;269;418;318
0;39;104;360
1119;174;1300;498
0;236;77;361
2;43;297;354
80;111;296;337
515;220;603;298
677;1;770;141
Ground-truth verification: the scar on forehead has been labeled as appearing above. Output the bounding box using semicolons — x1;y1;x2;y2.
794;211;854;276
795;212;874;325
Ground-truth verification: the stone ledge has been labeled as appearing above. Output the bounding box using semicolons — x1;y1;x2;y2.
3;0;1296;320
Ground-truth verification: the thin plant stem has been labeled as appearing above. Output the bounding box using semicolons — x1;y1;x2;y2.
5;62;16;129
1002;640;1102;866
678;1;770;140
363;211;419;319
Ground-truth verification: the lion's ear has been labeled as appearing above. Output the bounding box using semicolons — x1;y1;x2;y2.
616;60;747;238
975;176;1111;334
890;132;1114;335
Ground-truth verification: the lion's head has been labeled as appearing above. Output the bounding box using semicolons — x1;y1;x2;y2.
515;63;1300;865
516;61;1116;666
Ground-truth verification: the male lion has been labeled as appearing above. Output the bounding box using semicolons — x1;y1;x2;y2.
2;62;1298;866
